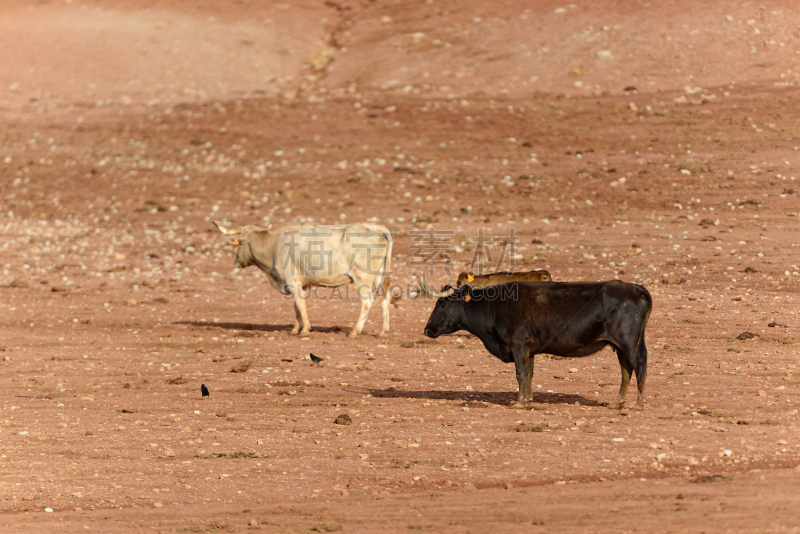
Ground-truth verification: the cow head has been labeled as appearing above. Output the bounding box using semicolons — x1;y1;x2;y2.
419;273;468;338
455;271;476;288
213;221;269;269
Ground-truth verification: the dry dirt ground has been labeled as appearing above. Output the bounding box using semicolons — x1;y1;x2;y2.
2;1;800;532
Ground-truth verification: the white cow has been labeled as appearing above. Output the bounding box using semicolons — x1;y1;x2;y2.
214;221;393;338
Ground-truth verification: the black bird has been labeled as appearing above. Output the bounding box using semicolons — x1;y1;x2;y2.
200;384;210;398
310;353;323;364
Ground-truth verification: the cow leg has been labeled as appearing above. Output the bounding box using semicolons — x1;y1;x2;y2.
615;349;634;409
512;347;534;404
379;295;390;336
290;303;302;335
290;288;311;337
349;296;375;339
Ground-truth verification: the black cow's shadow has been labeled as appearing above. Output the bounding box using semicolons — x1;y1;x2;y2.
365;388;605;408
174;321;347;334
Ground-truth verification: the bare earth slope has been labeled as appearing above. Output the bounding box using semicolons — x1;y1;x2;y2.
323;1;800;98
0;0;329;108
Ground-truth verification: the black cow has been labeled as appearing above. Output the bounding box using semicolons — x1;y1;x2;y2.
419;274;652;408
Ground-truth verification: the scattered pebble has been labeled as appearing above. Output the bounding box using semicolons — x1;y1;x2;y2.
334;414;352;425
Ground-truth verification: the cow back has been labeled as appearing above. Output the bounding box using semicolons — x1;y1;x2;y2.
458;269;552;289
261;222;392;288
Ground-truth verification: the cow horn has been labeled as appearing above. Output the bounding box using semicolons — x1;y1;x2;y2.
213;220;231;234
418;273;455;298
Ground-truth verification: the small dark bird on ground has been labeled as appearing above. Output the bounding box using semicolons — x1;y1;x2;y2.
201;384;210;398
310;353;323;364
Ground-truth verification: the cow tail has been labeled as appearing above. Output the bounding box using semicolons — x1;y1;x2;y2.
373;231;393;305
636;285;652;376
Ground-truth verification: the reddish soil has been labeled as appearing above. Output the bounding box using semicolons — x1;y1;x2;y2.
2;1;800;532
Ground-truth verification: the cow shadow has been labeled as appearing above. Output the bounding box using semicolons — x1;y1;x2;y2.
174;321;347;334
364;387;605;408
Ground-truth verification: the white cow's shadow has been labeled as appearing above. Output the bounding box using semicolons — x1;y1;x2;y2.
175;321;350;335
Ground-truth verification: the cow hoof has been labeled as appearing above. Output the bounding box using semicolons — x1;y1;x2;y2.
377;332;387;338
299;331;311;338
289;330;300;336
347;333;359;340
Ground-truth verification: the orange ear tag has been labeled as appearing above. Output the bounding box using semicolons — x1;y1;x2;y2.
467;274;474;282
464;295;471;302
232;239;240;245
